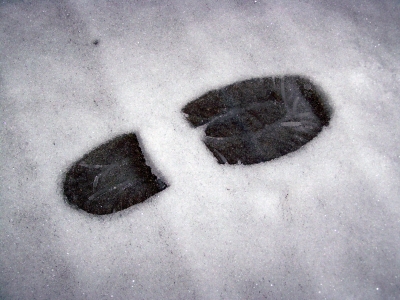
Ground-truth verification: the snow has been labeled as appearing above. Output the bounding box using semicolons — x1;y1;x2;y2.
1;0;400;299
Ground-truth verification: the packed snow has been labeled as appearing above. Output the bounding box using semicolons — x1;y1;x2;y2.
1;0;399;299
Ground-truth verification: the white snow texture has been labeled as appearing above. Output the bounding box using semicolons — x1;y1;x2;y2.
1;0;399;299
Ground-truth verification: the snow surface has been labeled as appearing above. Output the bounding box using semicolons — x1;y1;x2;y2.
1;0;400;299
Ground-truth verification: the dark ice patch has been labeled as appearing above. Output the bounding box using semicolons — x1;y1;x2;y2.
182;75;331;165
63;133;167;215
